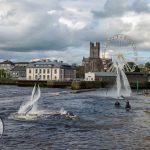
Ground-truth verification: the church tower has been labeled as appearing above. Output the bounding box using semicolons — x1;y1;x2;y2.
82;42;104;73
90;42;100;58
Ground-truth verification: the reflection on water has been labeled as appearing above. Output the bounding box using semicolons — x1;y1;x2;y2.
0;85;150;150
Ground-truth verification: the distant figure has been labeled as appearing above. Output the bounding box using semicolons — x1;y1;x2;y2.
63;111;79;120
125;100;131;110
65;111;74;117
115;100;120;107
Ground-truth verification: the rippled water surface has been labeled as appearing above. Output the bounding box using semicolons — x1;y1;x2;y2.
0;85;150;150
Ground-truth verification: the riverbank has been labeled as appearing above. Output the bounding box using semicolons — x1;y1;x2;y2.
0;79;149;89
0;79;72;88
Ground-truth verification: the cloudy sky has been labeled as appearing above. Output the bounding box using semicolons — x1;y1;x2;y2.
0;0;150;64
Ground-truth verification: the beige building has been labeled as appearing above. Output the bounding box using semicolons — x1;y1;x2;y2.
26;61;76;81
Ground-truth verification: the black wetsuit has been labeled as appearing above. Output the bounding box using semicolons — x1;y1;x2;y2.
125;101;131;110
115;101;120;107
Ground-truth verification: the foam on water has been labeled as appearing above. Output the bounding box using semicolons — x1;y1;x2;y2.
107;55;132;99
0;118;3;137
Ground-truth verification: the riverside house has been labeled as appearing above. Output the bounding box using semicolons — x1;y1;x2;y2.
0;60;14;71
26;60;76;81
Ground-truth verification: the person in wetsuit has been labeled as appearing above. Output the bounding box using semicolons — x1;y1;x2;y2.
115;100;120;107
125;100;131;110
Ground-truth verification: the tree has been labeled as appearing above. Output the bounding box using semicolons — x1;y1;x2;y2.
0;69;9;78
134;66;140;72
145;62;150;72
75;65;84;78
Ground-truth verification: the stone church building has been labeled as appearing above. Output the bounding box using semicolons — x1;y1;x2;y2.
82;42;104;73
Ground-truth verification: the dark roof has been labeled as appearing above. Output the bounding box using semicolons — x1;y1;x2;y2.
95;72;116;77
14;62;29;64
86;72;116;77
27;61;73;69
0;60;14;65
10;66;26;71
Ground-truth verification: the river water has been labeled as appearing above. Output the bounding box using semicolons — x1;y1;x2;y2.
0;85;150;150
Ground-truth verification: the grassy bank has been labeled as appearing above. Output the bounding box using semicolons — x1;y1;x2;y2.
71;81;108;90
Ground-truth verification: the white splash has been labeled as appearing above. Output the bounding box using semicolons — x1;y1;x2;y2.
107;54;132;98
0;118;3;137
59;107;67;115
18;84;41;114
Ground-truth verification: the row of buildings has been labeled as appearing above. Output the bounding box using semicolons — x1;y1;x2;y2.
1;42;147;83
0;42;117;82
0;60;76;81
0;42;109;81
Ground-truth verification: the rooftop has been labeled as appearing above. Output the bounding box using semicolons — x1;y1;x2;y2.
0;60;14;65
10;66;26;71
27;61;73;69
86;72;116;77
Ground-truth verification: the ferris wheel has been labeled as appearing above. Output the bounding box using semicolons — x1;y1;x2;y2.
103;34;138;72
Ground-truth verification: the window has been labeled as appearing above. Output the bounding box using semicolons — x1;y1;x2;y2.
29;76;31;79
35;75;38;79
47;75;49;79
29;69;31;73
39;69;41;73
47;69;50;74
54;76;57;80
54;69;57;74
35;69;38;73
43;69;45;74
43;75;45;79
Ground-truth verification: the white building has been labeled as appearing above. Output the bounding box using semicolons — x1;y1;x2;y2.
0;60;14;71
26;61;76;81
85;72;116;81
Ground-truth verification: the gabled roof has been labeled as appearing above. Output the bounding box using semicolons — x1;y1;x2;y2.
14;62;29;64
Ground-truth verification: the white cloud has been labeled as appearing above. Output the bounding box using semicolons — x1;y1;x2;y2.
121;12;140;27
0;0;149;64
58;17;86;30
47;10;57;15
